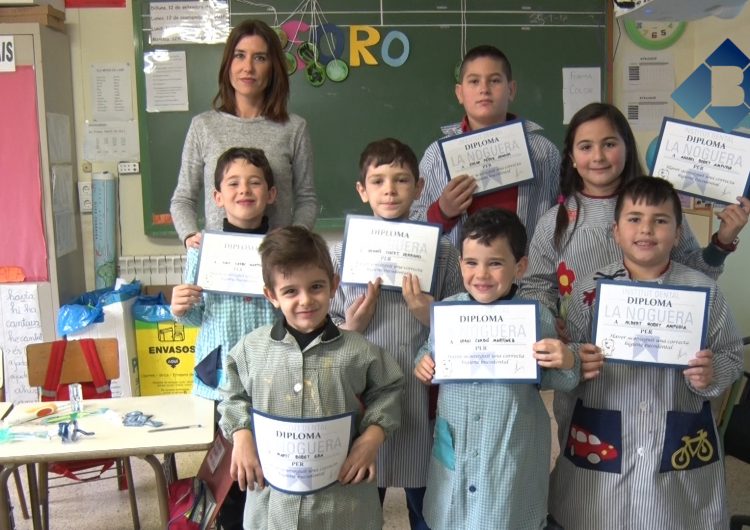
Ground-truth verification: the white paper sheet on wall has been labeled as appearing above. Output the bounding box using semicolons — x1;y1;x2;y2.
51;164;78;258
83;120;140;162
144;50;189;112
562;67;602;124
0;284;44;403
90;63;133;122
46;113;72;164
622;51;675;131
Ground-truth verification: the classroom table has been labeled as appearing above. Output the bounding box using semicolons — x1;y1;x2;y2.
0;394;215;530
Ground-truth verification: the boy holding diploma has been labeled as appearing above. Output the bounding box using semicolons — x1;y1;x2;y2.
414;208;579;530
171;147;279;527
411;45;560;249
548;176;744;530
330;138;462;528
218;226;404;529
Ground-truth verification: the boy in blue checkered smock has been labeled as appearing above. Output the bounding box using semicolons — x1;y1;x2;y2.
171;147;278;530
414;208;580;530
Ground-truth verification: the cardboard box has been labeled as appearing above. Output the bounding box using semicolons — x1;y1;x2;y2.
135;317;197;396
66;296;140;397
0;5;65;31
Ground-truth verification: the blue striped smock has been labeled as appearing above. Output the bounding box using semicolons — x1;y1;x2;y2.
330;236;463;488
409;119;561;249
548;260;743;529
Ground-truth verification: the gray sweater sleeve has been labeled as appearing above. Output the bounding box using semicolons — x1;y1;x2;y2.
290;118;318;228
170;118;204;244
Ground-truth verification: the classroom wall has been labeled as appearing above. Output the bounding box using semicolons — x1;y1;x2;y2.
65;2;750;334
611;10;750;336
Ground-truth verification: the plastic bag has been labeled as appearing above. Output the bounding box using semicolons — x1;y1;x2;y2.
132;292;172;323
57;281;141;337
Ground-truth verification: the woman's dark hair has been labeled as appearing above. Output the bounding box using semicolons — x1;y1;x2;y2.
553;102;643;250
212;19;289;122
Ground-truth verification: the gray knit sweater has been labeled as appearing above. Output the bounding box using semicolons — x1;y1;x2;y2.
170;110;318;242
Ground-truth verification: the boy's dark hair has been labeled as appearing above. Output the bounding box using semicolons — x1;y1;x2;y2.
459;45;513;82
614;176;683;226
461;207;527;261
358;138;419;184
214;147;275;191
259;226;334;288
554;102;644;250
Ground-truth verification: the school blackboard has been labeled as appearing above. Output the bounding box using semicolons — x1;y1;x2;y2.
132;0;610;236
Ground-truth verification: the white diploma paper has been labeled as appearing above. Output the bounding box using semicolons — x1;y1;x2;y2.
593;280;709;367
252;410;354;495
438;120;535;196
340;216;440;292
431;301;540;383
652;118;750;204
195;231;264;296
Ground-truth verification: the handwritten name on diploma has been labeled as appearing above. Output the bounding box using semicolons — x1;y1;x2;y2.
662;134;740;172
448;136;520;168
367;228;427;259
274;430;344;464
604;296;693;330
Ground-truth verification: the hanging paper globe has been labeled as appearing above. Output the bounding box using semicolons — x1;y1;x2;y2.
275;27;289;49
326;59;349;82
285;51;297;75
306;62;326;87
297;41;319;64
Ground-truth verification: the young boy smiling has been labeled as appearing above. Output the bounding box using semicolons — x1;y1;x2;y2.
217;226;404;530
548;177;744;530
330;138;462;528
414;208;579;530
171;146;279;529
411;45;560;249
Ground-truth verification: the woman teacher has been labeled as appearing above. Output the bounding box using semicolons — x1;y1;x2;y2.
170;19;318;247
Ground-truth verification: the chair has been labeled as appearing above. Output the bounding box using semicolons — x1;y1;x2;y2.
25;338;140;530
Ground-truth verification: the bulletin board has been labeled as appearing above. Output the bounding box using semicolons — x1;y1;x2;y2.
132;0;611;236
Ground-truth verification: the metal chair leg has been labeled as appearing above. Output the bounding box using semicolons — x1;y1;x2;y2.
122;458;140;530
10;469;27;520
38;463;48;530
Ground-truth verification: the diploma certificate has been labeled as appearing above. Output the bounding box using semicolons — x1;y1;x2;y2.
438;120;535;196
340;216;441;292
431;301;540;383
652;118;750;204
195;231;264;296
593;280;709;368
251;410;355;495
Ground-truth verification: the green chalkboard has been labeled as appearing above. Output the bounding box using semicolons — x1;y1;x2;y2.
132;0;610;236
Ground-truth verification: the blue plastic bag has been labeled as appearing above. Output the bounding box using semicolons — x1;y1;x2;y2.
57;281;141;337
132;293;172;323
